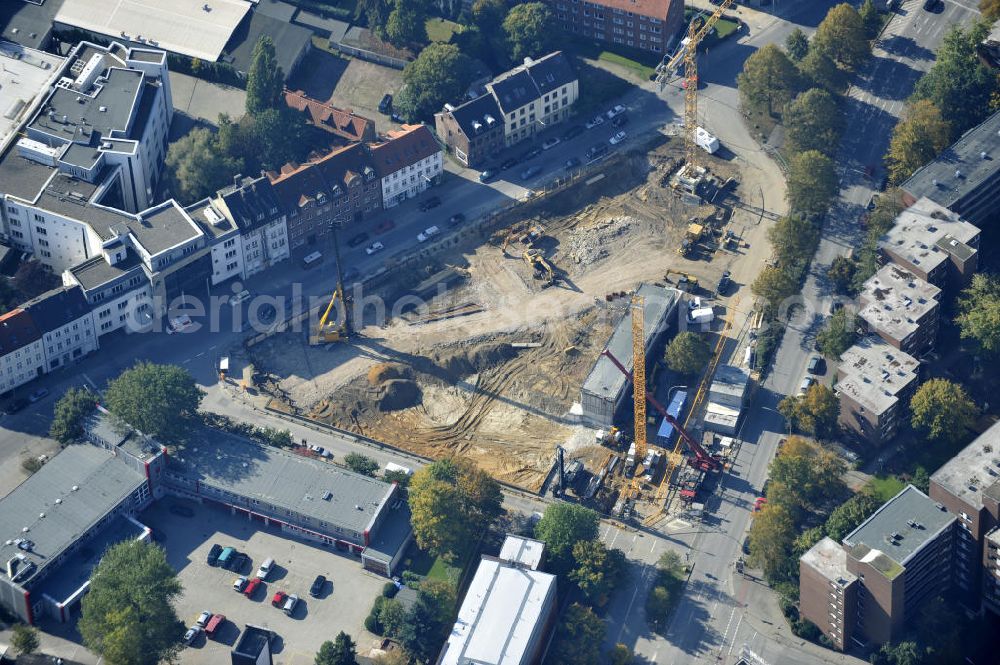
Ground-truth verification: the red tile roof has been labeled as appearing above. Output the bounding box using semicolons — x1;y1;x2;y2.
267;143;378;210
573;0;681;21
284;89;376;144
369;124;441;178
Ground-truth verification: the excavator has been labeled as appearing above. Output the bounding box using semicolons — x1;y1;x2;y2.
523;249;557;288
309;227;351;345
664;269;698;291
501;224;545;256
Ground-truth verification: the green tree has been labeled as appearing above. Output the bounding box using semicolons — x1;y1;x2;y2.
503;2;554;63
104;362;204;441
609;644;634;665
315;632;357;665
792;526;825;558
400;579;457;663
870;641;923;665
385;0;428;45
384;469;412;487
79;540;183;665
768;214;820;265
768;436;846;516
533;503;599;575
956;273;1000;354
470;0;511;67
377;598;408;637
657;550;685;578
785;27;809;62
163;128;238;204
825;490;881;541
783;88;841;158
813;3;869;71
50;387;97;444
357;0;393;38
827;256;857;295
245;36;285;115
786;150;837;216
396;43;475;122
910;378;978;445
737;44;799;118
663;331;712;376
569;540;626;606
816;308;858;360
748;503;797;583
983;0;1000;20
911;21;998;141
11;624;39;656
751;266;799;307
885;100;951;185
781;383;840;439
548;603;605;665
798;48;843;92
344;452;380;477
859;0;881;38
408;457;503;559
645;585;673;631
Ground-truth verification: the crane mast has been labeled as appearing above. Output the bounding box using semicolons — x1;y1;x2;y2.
631;296;647;467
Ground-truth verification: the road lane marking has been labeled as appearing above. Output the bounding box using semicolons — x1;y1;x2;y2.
728;612;745;656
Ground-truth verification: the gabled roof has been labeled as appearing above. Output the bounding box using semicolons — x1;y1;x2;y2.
267;143;377;210
0;309;42;356
370;124;440;177
219;174;284;231
442;94;503;140
486;52;576;114
284;89;374;143
21;286;90;331
489;69;539;115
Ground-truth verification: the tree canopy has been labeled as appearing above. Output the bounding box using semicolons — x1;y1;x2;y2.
50;387;97;444
825;490;881;541
910;378;978;445
784;28;809;62
399;579;457;662
344;452;380;477
816;308;858;360
385;0;429;45
955;273;1000;354
885;99;951;185
408;457;503;559
163;128;239;204
828;256;857;295
783;88;841;158
737;44;800;118
11;624;39;656
812;3;869;71
104;362;204;441
547;603;605;665
533;503;599;575
779;383;840;439
751;265;800;308
663;332;712;376
569;540;627;607
798;48;843;92
768;436;846;516
357;0;393;38
396;43;475;122
786;149;837;216
503;3;555;64
245;36;285;115
983;0;1000;20
859;0;881;38
315;632;357;665
768;214;820;264
748;503;797;583
79;540;183;665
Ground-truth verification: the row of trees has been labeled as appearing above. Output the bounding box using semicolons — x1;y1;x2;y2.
367;578;457;663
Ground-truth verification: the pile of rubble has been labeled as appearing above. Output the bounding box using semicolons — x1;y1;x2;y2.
567;216;635;265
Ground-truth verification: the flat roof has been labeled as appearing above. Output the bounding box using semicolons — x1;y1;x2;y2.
55;0;252;62
0;443;146;589
835;336;919;416
233;625;272;659
801;536;856;586
499;535;545;570
709;364;749;399
0;0;65;49
169;428;395;536
439;558;555;665
0;41;66;154
68;251;144;291
843;485;955;579
901;111;1000;211
930;420;1000;510
880;197;980;274
0;142;59;201
859;264;941;342
582;284;680;403
87;408;164;462
363;500;413;564
126;200;203;255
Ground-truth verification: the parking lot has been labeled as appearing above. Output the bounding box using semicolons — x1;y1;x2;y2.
142;499;385;664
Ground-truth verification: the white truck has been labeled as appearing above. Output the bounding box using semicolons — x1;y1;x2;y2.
384;462;413;476
688;306;715;325
696;127;720;154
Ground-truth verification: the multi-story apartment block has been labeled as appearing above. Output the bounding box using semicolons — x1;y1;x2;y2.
284;89;376;146
371;124;443;209
546;0;685;53
800;486;957;650
858;264;941;356
0;309;45;394
879;197;980;293
22;286;98;372
834;336;920;446
435;52;577;167
214;175;290;280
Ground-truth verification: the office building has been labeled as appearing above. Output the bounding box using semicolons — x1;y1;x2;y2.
858;264;941;356
545;0;684;53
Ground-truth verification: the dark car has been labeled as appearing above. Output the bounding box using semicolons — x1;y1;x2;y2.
561;125;585;141
612;114;629;128
309;574;327;597
520;165;543;180
500;157;518;170
207;544;223;566
226;551;250;572
378;93;393;114
4;398;29;414
564;156;581;170
521;147;542;161
418;196;441;211
374;219;395;234
347;232;370;248
585;144;608;161
28;388;49;403
922;0;941;10
448;213;466;227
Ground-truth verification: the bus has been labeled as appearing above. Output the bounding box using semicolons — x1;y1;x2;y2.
301;251;323;269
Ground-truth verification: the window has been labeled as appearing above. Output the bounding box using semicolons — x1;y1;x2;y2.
6;206;15;214
33;213;43;222
36;226;47;236
38;239;48;247
40;250;51;258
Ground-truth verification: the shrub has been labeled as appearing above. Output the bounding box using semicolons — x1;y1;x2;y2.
21;458;43;474
383;581;399;598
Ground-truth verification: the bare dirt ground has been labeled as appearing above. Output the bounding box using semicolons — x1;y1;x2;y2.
248;143;744;490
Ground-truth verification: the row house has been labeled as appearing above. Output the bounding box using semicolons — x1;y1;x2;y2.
284;89;376;146
545;0;684;54
371;125;443;209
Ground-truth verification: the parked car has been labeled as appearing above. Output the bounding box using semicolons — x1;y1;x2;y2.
255;557;274;580
807;356;823;374
378;93;393;114
585;115;605;129
204;614;225;638
585;144;608;161
606;104;627;119
564;156;581;170
542;137;561;150
243;577;263;597
230;552;250;572
612;114;629;128
448;213;466;227
283;594;299;616
195;611;212;628
478;169;496;183
561;125;584;141
28;388;48;403
272;590;289;607
206;544;223;566
166;315;193;334
418;196;441;212
374;219;395;234
183;626;201;645
365;241;385;255
347;232;370;248
500;157;518;170
229;289;251;307
521;146;542;161
310;574;327;597
417;226;440;242
922;0;941;10
798;376;815;395
521;165;543;180
609;131;627;145
4;398;28;414
233;576;248;592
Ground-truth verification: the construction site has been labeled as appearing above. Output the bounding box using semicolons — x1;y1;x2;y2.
238;0;774;525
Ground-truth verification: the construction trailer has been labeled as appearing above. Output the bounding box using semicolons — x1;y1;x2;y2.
655;390;688;447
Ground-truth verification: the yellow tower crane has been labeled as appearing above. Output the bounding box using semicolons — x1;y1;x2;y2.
656;0;735;169
631;295;647;475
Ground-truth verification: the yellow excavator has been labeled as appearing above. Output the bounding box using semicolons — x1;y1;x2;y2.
309;227;351;345
523;249;556;287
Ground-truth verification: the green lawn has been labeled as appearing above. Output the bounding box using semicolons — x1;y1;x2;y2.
866;475;906;503
566;39;661;83
682;10;742;48
426;17;462;43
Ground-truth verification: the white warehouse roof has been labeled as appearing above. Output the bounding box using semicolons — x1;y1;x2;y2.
55;0;252;62
498;535;545;570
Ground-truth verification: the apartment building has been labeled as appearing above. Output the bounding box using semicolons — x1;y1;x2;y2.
0;309;45;394
214;175;290;279
22;286;98;372
546;0;684;53
834;336;920;446
879;197;980;293
901;111;1000;228
858;264;941;356
371;124;443;209
284;89;376;145
435;52;577;166
800;486;956;649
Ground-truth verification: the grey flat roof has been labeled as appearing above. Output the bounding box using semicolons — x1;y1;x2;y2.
582;284;680;403
843;485;955;577
835;336;919;416
185;198;236;239
0;42;66;153
60;142;102;169
68;251;144;291
87;408;163;462
901;111;1000;210
930;420;1000;510
0;0;65;49
0;145;59;201
128;200;202;254
37;170;129;228
30;67;143;142
880;197;979;274
364;501;412;564
169;428;395;536
801;536;856;586
0;443;146;589
859;264;941;342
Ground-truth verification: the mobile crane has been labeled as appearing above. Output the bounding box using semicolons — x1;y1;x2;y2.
309;226;351;345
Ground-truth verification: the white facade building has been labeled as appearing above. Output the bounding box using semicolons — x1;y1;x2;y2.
371;125;443;209
24;286;99;372
0;310;46;394
214;175;290;281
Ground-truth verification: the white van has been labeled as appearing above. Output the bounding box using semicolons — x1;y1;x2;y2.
417;226;440;243
301;251;323;269
256;557;274;580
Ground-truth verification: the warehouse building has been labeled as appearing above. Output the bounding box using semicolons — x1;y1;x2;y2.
580;284;681;427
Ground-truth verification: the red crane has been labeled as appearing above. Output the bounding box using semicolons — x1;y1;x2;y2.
601;349;720;472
